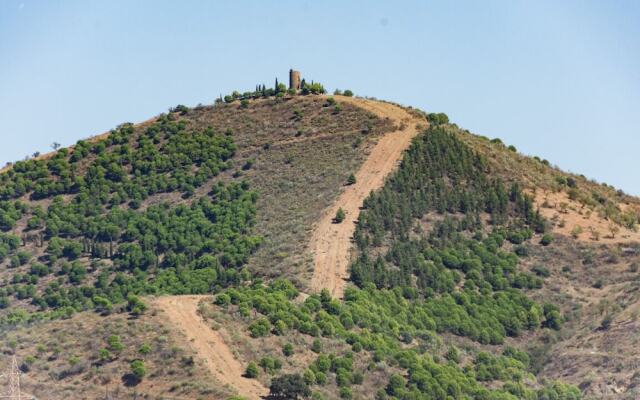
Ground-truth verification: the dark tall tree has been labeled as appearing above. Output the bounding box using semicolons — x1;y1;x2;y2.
269;374;310;400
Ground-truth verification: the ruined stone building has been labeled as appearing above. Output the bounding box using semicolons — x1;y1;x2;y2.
289;69;301;90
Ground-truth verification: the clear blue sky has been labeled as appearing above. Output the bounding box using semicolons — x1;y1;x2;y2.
1;1;639;194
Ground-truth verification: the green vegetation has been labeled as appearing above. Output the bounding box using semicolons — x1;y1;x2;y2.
0;117;260;324
208;126;578;399
269;373;311;399
427;112;449;125
245;361;259;378
0;91;587;398
346;173;356;185
130;359;146;380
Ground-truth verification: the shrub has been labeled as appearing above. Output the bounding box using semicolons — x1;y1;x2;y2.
387;374;405;396
127;294;147;315
130;359;146;380
245;361;259;378
107;335;124;353
532;265;550;278
427;113;449;125
138;343;152;355
259;356;282;374
215;293;231;306
514;245;529;257
343;90;354;97
242;159;254;170
98;348;112;362
172;104;189;115
249;318;271;338
334;208;346;224
315;371;327;385
62;241;82;259
311;339;322;353
93;296;113;313
570;225;583;239
240;99;250;109
303;368;316;385
16;251;31;265
347;174;356;185
543;304;562;330
283;343;294;357
540;234;553;246
445;346;460;363
600;314;613;330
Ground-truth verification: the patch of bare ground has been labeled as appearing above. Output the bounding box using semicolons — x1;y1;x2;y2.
534;190;640;244
152;295;268;400
0;308;223;400
308;97;426;298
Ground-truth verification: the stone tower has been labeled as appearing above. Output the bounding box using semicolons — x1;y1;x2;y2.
289;69;301;90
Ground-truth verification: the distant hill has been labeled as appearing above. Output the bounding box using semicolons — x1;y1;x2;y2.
1;87;639;400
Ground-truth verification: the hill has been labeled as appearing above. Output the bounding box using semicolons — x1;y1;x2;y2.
0;85;639;400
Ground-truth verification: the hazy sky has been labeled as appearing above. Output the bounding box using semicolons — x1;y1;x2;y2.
1;1;639;194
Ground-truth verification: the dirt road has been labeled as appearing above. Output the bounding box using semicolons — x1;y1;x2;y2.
309;97;425;298
152;97;425;398
152;295;268;400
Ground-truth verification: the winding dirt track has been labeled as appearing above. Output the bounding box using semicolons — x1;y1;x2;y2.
152;296;269;400
309;97;424;298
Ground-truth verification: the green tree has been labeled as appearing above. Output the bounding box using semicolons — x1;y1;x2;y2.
249;318;271;338
269;374;311;400
283;343;294;357
334;208;346;223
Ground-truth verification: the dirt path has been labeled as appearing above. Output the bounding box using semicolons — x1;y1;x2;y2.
152;295;268;400
309;97;425;298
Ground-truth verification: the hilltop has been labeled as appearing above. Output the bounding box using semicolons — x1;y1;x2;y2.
0;83;639;400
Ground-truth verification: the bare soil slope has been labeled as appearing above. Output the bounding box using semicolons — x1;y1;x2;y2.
152;296;269;400
309;97;426;297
